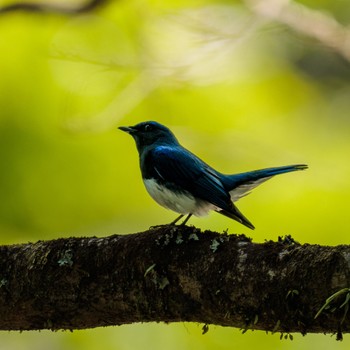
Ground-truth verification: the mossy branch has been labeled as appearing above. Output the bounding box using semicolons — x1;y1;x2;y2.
0;225;350;337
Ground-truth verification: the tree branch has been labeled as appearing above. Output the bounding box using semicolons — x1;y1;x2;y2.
0;0;108;15
245;0;350;62
0;226;349;337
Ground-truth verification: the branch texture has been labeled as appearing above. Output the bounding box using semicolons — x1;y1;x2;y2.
0;226;350;336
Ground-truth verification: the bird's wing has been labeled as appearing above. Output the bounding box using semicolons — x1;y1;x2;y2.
149;146;233;212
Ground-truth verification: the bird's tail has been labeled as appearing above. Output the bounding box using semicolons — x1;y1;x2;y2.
222;164;308;202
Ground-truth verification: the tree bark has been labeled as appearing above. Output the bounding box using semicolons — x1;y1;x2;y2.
0;225;349;338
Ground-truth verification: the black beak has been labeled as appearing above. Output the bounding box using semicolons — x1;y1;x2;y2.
118;126;136;134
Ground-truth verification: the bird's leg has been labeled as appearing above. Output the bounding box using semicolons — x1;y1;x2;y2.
180;214;192;226
170;214;184;225
150;214;184;229
152;213;190;229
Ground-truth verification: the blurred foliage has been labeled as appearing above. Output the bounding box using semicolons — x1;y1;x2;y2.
0;0;350;348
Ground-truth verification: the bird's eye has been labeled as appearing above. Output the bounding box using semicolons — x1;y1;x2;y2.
144;124;152;132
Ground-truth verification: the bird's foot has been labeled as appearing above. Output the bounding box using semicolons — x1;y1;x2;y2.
149;223;173;229
149;214;192;229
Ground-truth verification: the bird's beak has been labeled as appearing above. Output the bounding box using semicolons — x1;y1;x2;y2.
118;126;136;134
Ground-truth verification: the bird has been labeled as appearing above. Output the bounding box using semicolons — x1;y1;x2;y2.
119;121;307;229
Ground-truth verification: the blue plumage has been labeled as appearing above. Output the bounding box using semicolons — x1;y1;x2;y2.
119;121;307;229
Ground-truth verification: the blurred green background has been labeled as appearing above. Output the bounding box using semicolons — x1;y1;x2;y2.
1;0;350;348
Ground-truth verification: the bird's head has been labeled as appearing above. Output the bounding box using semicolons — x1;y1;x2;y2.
119;121;179;152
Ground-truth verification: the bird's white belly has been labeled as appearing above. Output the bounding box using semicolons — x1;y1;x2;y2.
143;179;214;216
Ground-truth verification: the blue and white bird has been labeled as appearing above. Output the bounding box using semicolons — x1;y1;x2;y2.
119;121;307;229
